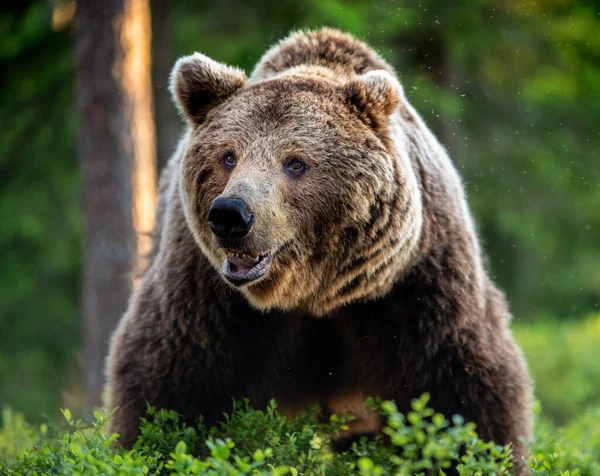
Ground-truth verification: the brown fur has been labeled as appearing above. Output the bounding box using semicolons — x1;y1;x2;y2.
106;28;532;471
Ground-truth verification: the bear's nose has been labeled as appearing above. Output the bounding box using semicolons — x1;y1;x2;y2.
208;197;255;240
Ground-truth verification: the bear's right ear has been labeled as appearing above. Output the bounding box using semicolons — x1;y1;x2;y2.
170;53;247;125
342;70;404;131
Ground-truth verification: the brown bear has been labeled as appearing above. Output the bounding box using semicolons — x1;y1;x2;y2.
106;28;532;468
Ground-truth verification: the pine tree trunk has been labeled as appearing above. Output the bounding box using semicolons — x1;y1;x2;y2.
75;0;156;413
152;0;179;173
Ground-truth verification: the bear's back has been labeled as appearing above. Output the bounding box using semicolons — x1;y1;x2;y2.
250;28;395;82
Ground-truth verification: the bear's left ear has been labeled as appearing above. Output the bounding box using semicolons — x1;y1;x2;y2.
170;53;247;125
343;70;403;130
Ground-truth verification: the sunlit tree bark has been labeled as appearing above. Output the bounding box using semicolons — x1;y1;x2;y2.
75;0;156;412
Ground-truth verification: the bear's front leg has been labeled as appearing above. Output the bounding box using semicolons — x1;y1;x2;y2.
104;278;236;448
105;312;155;448
423;332;533;474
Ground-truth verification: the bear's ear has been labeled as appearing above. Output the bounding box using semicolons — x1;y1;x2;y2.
170;53;247;125
342;70;403;130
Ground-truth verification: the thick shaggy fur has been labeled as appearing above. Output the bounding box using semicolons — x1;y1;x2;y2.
106;28;532;469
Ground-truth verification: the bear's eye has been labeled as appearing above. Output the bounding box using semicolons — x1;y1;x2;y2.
222;151;236;168
284;157;308;177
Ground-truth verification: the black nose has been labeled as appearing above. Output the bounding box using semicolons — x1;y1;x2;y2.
208;197;255;239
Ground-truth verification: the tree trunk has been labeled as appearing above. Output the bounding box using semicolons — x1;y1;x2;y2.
152;0;178;173
75;0;156;413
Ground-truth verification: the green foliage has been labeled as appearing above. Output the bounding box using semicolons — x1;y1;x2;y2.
0;2;79;421
0;396;503;475
514;314;600;424
531;402;600;476
2;395;599;475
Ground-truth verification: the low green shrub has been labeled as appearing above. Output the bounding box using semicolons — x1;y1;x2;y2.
529;401;600;475
514;314;600;424
1;394;599;475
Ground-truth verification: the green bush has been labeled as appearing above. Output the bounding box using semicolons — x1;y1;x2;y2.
529;401;600;475
514;314;600;424
1;394;599;475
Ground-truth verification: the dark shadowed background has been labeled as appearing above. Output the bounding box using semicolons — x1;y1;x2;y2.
0;0;598;426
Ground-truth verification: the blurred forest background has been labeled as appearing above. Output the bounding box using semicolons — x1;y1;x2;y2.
0;0;598;429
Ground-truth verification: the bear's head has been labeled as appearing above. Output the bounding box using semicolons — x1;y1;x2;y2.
170;54;423;316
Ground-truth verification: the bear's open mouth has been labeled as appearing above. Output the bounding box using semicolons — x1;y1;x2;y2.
221;249;273;286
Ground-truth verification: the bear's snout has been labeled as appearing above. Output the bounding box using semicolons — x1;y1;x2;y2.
208;197;255;240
